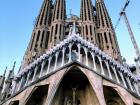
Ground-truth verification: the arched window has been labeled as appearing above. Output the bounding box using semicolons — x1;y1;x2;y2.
104;32;108;43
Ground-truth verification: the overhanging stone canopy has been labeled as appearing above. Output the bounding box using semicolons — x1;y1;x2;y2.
19;33;137;81
12;32;140;98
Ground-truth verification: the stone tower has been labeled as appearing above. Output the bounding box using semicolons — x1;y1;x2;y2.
1;0;140;105
95;0;121;61
80;0;96;43
22;0;53;69
48;0;66;47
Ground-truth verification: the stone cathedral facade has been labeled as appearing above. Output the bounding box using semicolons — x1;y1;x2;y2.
0;0;140;105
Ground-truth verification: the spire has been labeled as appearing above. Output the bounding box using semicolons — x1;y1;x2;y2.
49;0;66;47
80;0;95;22
12;62;16;72
35;0;52;27
21;0;53;68
95;0;121;61
0;67;7;94
96;0;113;28
7;62;16;79
80;0;96;44
1;63;16;100
3;67;7;77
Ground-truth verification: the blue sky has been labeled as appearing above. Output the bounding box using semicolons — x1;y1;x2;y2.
0;0;140;75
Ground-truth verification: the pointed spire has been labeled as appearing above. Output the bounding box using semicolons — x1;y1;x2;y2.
49;0;66;47
95;0;121;61
21;0;53;68
80;0;96;43
96;0;113;28
35;0;52;27
12;61;16;72
0;67;7;95
52;0;66;21
80;0;95;21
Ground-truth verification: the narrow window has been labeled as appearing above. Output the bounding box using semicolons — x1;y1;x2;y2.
104;32;108;43
109;32;112;43
30;33;35;51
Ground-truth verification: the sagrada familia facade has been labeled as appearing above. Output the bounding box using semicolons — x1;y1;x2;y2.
0;0;140;104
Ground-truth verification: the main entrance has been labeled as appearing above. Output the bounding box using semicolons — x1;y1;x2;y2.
52;68;100;105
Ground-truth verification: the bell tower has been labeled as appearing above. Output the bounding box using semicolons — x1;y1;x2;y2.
80;0;96;44
95;0;121;61
48;0;66;47
22;0;53;68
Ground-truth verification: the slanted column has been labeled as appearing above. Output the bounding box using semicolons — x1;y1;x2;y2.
134;83;140;96
54;52;59;70
99;57;105;75
119;71;127;88
78;44;81;62
18;76;24;91
11;79;17;95
25;71;31;86
39;61;46;78
85;48;88;66
68;44;72;63
112;67;120;84
126;77;134;92
32;66;38;82
106;62;113;80
47;57;52;74
61;48;65;66
91;52;97;71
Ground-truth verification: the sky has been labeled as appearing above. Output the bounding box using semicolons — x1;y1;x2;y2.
0;0;140;75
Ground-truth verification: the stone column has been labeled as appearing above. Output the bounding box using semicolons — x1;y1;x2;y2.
99;57;105;75
11;79;17;95
91;52;97;71
54;52;59;70
61;48;65;66
32;66;38;82
119;71;127;88
25;71;31;86
106;62;113;80
85;48;88;66
39;61;46;78
78;44;81;62
126;77;134;92
18;76;24;91
112;67;120;84
47;57;52;74
134;83;140;96
68;44;72;63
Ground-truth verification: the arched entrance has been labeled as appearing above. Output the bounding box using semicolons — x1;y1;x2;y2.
103;86;125;105
9;100;19;105
52;68;100;105
134;103;140;105
25;85;49;105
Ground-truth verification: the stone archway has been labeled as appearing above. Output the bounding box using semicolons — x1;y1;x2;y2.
103;86;125;105
25;85;49;105
9;100;19;105
51;68;100;105
134;103;140;105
